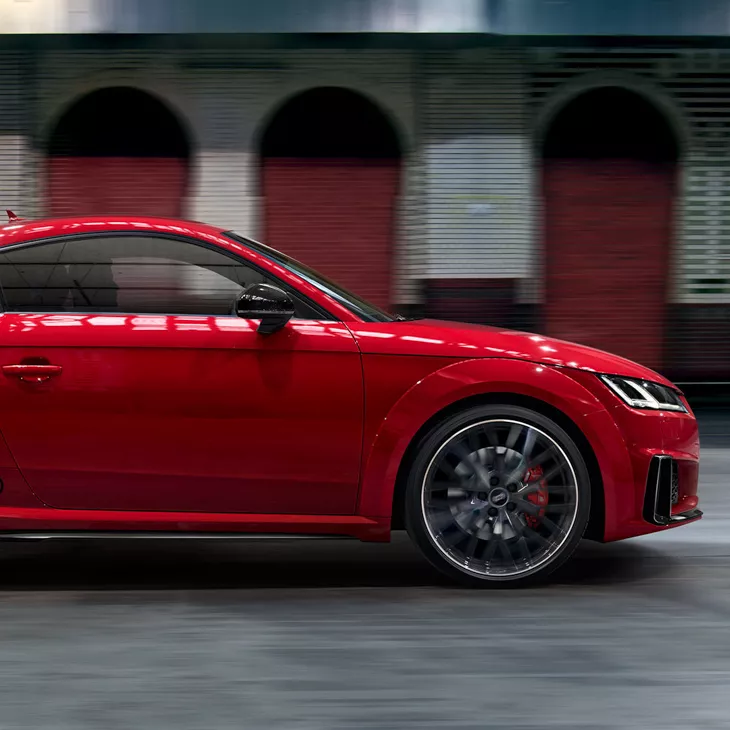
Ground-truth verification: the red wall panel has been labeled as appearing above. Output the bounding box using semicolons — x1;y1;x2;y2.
48;157;187;218
262;158;398;309
543;159;675;370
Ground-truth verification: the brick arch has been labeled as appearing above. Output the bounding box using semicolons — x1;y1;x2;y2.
542;86;679;370
260;87;401;309
47;86;191;217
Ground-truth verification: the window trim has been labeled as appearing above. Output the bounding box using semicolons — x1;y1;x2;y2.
0;231;339;321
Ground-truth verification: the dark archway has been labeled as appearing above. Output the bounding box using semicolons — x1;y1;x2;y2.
47;87;191;217
542;86;679;369
261;87;400;159
261;87;401;309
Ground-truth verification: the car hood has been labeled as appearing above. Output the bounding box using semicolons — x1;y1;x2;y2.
350;319;674;387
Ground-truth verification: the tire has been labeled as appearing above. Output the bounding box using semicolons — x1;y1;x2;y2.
404;404;591;588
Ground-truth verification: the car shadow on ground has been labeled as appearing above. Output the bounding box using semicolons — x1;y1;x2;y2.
552;539;679;586
0;532;678;592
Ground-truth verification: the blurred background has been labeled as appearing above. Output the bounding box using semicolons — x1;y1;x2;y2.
0;2;727;728
2;0;729;391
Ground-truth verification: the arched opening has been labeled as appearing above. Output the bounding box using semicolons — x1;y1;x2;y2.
261;87;401;309
47;87;191;217
542;86;679;369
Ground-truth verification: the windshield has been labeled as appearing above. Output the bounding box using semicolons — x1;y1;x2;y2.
225;231;398;322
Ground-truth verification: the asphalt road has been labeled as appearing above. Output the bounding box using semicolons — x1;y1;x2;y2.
0;413;726;729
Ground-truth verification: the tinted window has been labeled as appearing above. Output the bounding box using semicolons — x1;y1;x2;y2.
0;235;321;317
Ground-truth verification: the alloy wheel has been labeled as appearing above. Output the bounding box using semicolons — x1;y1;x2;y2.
420;418;580;578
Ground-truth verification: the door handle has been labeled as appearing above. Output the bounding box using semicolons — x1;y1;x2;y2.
2;364;63;383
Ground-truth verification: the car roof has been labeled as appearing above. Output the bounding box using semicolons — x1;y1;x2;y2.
0;215;230;248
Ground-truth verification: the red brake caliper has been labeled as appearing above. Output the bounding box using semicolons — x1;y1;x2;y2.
523;465;548;529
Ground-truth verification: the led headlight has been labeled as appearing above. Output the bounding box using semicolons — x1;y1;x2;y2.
599;374;688;413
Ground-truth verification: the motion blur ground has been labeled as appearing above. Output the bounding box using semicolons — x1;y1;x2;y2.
0;407;720;729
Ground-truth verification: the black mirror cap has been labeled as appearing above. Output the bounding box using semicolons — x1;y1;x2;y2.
236;283;295;334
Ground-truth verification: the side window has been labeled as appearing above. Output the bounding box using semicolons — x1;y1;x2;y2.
0;235;322;318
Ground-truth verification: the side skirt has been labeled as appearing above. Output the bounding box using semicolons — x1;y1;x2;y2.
0;508;391;543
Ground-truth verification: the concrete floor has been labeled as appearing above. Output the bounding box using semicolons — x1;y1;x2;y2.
0;413;725;729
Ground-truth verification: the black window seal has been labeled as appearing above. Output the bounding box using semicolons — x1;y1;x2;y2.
0;230;339;321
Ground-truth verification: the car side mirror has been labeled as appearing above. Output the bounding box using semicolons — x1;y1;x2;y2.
236;283;295;335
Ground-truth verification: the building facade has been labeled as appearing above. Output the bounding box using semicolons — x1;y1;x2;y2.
0;0;729;381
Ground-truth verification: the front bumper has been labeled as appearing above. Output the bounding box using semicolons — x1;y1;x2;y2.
608;393;701;539
563;368;701;542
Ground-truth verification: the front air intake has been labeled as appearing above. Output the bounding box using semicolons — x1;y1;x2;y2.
643;455;674;525
643;455;701;526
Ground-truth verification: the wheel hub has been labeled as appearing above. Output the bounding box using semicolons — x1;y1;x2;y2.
487;487;509;508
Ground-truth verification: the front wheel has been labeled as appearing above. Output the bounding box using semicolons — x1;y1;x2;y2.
405;404;591;587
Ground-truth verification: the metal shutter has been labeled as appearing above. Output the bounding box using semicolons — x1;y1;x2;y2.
529;48;730;305
421;50;533;281
0;53;31;218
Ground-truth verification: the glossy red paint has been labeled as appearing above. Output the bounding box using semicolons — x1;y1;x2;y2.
550;366;700;540
0;215;700;544
349;319;675;386
356;356;629;519
0;314;363;515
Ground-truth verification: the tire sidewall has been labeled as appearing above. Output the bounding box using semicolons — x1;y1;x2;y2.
405;404;592;588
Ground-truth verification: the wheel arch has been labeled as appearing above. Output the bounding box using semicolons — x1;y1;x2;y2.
357;358;627;542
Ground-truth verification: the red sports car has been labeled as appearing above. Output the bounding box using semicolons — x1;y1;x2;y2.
0;214;700;586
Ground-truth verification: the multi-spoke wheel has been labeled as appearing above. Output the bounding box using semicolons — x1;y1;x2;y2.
405;404;591;587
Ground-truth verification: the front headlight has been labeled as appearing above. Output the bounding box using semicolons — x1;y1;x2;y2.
599;374;688;413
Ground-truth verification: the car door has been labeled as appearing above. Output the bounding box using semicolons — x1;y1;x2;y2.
0;232;363;515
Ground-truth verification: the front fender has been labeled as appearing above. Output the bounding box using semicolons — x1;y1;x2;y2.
357;357;634;541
